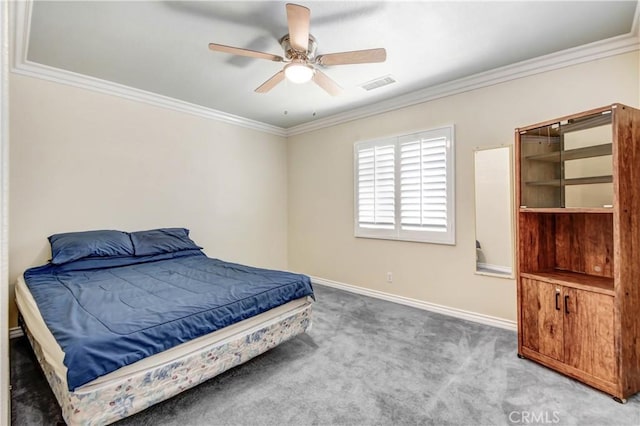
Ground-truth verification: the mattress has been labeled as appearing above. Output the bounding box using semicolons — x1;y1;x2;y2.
16;275;311;392
23;253;314;389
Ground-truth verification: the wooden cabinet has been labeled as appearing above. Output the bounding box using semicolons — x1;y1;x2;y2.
516;104;640;401
521;278;615;383
563;287;615;383
521;278;564;362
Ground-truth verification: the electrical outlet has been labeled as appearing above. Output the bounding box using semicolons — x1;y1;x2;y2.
386;272;393;283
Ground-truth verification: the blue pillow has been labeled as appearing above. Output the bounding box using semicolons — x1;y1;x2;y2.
49;230;134;265
130;228;202;256
53;249;205;272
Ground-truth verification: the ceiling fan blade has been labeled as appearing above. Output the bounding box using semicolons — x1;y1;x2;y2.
317;48;386;66
255;70;285;93
312;69;342;96
286;3;310;52
209;43;283;62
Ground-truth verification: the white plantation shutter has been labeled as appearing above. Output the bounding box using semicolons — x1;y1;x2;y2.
354;126;455;244
357;144;395;229
400;135;447;231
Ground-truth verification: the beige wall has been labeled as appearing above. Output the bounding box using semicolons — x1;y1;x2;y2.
9;74;288;326
7;51;639;329
287;51;639;322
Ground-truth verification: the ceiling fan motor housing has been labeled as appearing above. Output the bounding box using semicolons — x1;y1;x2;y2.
280;34;317;60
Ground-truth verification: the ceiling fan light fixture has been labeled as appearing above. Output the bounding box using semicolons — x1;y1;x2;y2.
284;62;314;84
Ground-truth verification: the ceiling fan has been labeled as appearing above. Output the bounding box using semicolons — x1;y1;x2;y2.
208;3;386;96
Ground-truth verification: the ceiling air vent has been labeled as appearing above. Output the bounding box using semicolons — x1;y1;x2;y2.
361;75;396;91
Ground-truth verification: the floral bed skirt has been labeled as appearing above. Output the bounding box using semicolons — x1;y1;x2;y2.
24;303;312;425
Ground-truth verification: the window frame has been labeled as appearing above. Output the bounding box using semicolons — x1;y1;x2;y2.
353;125;455;245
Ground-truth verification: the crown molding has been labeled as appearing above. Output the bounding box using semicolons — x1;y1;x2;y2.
287;31;640;136
11;60;289;137
10;0;640;138
10;1;287;137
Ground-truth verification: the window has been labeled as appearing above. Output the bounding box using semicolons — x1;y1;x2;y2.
354;126;455;244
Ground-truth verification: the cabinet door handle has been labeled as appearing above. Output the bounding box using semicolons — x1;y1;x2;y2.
555;292;560;311
564;295;570;314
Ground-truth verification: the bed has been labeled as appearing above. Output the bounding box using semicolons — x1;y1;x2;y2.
15;228;314;425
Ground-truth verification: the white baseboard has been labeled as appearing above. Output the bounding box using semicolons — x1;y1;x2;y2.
311;276;517;331
9;327;23;339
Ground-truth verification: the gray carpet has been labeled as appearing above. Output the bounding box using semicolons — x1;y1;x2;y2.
10;284;640;425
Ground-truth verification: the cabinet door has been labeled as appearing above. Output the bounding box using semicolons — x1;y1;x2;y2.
563;288;616;383
521;278;564;361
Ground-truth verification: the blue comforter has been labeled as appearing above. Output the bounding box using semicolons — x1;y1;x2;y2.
23;251;314;390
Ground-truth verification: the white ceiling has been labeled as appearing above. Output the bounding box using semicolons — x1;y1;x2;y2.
26;1;637;129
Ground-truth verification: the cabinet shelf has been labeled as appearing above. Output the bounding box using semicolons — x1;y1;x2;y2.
520;271;614;296
525;175;612;187
519;207;613;213
524;143;612;162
